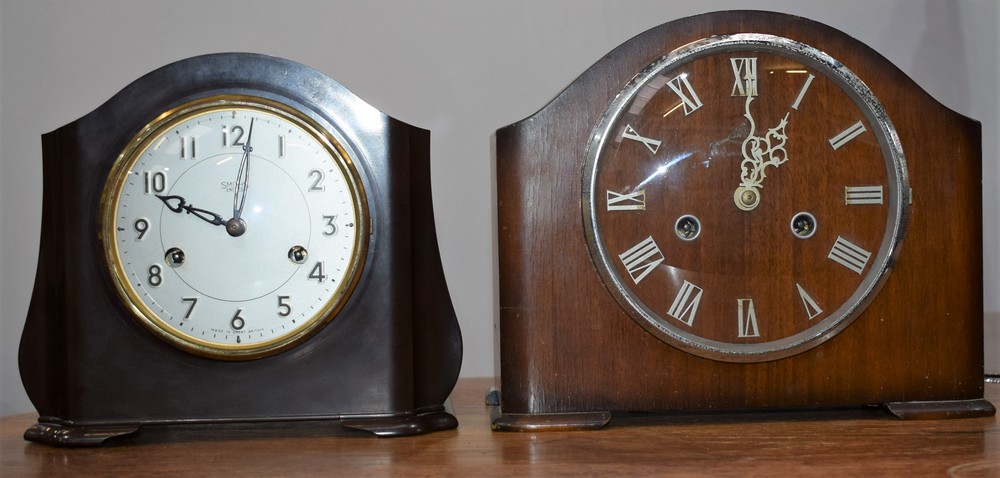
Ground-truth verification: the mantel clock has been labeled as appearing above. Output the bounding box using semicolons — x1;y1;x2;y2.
19;53;462;445
493;11;994;429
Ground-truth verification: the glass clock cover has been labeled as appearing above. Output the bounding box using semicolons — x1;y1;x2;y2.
102;95;368;360
583;34;908;362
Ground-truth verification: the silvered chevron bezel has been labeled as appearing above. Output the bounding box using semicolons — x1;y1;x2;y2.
581;33;909;363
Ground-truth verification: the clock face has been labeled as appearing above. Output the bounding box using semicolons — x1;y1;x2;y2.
583;34;908;362
101;95;368;360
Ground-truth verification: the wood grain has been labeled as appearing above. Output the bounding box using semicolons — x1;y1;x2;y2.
495;10;987;418
2;378;999;476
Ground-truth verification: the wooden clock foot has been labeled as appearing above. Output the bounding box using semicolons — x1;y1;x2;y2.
24;419;140;447
490;409;611;432
486;388;611;431
883;398;996;420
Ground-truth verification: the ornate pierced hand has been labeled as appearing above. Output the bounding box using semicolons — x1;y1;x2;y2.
734;95;790;211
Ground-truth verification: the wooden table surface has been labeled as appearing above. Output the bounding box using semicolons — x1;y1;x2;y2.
2;378;997;476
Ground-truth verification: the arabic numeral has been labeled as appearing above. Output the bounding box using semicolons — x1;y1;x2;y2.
322;215;338;237
231;309;246;330
278;295;292;317
308;169;325;192
147;264;163;287
144;171;167;194
133;218;149;240
182;297;198;319
308;262;327;282
224;124;246;147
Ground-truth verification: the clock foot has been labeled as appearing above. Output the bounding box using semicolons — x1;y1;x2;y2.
490;408;611;432
340;406;458;437
24;419;140;447
882;398;996;420
488;388;611;431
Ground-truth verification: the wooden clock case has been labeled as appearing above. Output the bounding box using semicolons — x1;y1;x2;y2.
493;11;994;430
18;53;462;446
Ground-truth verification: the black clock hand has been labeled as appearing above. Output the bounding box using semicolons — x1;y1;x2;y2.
226;118;254;237
232;118;254;222
156;195;227;227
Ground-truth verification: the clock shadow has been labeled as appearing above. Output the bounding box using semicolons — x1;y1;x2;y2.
606;404;890;428
100;419;377;447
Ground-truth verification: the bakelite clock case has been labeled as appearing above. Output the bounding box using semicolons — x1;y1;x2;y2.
493;11;994;430
19;53;462;446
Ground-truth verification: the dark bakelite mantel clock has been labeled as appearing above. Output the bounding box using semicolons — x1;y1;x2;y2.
493;11;994;430
19;53;462;446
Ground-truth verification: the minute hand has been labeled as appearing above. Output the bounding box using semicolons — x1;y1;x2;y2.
232;118;254;222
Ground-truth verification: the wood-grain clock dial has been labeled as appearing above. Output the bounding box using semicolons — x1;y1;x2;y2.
583;35;908;362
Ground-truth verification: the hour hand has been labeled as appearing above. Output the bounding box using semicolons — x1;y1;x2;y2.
734;96;790;211
156;195;227;227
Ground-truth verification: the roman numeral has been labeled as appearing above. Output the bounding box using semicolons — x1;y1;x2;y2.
619;236;664;284
829;121;867;150
845;186;884;205
622;124;662;154
607;189;646;211
667;74;703;115
737;299;760;338
791;73;815;110
796;283;824;320
667;281;703;326
828;236;872;274
730;57;758;97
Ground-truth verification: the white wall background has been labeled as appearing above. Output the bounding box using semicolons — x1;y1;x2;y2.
1;0;997;416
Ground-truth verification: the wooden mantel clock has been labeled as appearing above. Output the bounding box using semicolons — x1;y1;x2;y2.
19;53;462;446
493;11;994;429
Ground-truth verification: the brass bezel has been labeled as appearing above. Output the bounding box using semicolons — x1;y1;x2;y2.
100;94;370;360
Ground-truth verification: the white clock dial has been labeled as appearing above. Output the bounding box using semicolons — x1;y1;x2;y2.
102;95;368;359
